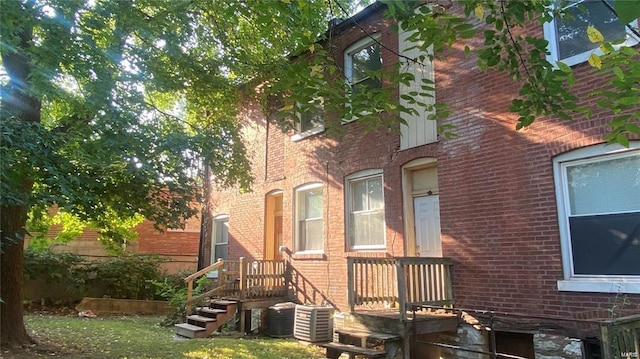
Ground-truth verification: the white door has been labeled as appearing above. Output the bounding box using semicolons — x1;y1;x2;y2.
414;195;442;257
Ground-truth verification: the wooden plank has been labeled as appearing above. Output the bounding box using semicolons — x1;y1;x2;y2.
334;327;400;341
321;342;387;358
348;258;355;311
239;257;246;300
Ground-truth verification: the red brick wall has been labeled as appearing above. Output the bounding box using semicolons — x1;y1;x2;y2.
30;215;200;273
211;3;640;333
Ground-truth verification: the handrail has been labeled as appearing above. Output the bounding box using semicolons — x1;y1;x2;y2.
184;260;224;283
183;257;290;314
348;256;454;321
184;259;227;314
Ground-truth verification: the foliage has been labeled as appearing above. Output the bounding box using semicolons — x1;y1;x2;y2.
151;272;210;326
23;248;89;295
26;207;144;255
23;315;325;359
88;254;166;300
23;250;167;301
381;0;640;143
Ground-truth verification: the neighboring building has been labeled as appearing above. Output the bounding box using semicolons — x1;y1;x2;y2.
201;2;639;358
26;215;201;273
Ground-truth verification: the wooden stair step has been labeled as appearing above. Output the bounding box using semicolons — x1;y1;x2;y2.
210;300;237;306
197;307;227;317
174;323;208;339
322;342;387;359
335;328;400;341
187;314;217;323
187;314;217;328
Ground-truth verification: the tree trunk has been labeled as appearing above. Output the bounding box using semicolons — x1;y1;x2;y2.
0;7;40;346
0;205;32;346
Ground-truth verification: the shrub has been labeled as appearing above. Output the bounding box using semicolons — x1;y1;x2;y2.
23;248;90;301
24;250;168;302
87;254;166;300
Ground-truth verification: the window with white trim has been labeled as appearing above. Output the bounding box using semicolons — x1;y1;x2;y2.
346;170;385;250
553;142;640;293
543;0;639;66
292;99;324;142
211;215;229;262
294;183;324;252
345;34;382;95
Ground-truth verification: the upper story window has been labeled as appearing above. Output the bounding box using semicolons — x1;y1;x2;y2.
344;34;383;94
294;183;324;252
553;142;640;293
346;169;385;250
543;0;639;66
292;99;324;142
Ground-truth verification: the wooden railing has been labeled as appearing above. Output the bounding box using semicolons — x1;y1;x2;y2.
347;256;453;321
601;314;640;359
184;257;289;314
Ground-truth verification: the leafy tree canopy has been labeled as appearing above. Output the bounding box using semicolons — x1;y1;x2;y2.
1;0;362;233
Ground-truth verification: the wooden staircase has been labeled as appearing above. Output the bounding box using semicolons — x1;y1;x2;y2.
174;300;238;338
322;328;401;359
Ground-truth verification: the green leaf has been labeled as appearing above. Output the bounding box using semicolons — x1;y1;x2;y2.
616;133;630;147
614;0;640;24
617;97;640;106
620;47;638;56
557;62;572;73
613;67;625;80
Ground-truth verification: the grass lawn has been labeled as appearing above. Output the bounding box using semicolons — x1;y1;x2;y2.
12;314;325;359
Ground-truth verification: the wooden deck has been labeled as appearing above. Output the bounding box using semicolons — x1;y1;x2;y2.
341;309;459;337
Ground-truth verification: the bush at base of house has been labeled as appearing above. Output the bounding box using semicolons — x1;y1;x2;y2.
23;248;170;304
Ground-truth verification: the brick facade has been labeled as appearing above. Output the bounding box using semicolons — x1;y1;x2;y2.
31;215;200;273
207;1;640;341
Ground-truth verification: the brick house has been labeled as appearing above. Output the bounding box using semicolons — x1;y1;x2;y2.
27;215;201;273
199;2;640;358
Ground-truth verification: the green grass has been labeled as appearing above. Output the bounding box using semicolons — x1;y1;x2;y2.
24;315;325;359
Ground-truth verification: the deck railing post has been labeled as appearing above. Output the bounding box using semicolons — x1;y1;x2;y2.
444;262;453;305
347;257;355;312
396;258;407;321
186;280;194;315
239;257;246;300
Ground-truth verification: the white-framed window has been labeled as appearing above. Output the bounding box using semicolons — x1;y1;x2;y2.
294;183;324;253
553;142;640;294
543;0;639;66
345;34;382;91
343;34;382;123
346;169;385;250
291;99;324;142
211;215;229;263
